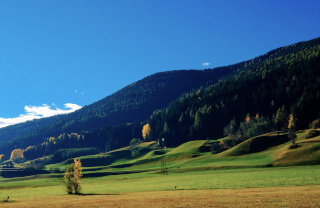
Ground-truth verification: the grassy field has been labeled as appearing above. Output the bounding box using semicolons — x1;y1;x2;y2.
1;165;320;207
1;129;320;207
1;186;320;208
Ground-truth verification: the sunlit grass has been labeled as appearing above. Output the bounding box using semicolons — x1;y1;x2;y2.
1;129;320;207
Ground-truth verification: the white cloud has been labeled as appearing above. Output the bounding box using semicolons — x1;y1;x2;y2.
0;103;82;128
202;62;211;66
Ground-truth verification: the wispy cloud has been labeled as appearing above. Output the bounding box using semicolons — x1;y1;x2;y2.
0;103;82;128
75;89;85;96
202;62;211;66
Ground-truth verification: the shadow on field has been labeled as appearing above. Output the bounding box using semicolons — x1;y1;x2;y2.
0;168;50;178
109;163;133;168
0;199;17;204
83;169;157;178
77;193;119;196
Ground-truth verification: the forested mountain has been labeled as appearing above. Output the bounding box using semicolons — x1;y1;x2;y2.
0;68;238;157
149;37;320;146
1;37;319;161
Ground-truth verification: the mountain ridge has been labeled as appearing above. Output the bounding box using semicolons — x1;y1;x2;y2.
1;36;319;159
0;68;238;156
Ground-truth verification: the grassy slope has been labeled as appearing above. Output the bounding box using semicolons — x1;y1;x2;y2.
1;129;320;207
44;129;320;174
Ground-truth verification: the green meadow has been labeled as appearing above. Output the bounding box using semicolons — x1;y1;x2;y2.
1;129;320;207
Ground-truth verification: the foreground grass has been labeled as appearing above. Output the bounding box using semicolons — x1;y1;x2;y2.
1;130;320;207
1;185;320;208
1;165;320;199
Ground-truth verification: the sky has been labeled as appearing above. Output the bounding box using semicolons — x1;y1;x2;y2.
0;0;320;127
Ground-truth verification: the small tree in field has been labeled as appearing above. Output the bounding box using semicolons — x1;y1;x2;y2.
64;164;74;194
73;158;82;194
64;158;82;194
288;114;297;145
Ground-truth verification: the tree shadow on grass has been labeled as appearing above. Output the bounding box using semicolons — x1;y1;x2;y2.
76;193;119;196
0;200;17;204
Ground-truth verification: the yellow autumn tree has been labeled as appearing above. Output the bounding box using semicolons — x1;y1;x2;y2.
288;114;296;129
288;114;297;144
73;158;82;194
64;158;82;194
10;149;24;161
142;123;151;140
0;154;5;162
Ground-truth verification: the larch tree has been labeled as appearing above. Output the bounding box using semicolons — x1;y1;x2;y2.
64;158;83;194
10;149;24;162
64;163;74;194
288;114;297;144
73;158;82;194
0;154;5;162
142;123;151;140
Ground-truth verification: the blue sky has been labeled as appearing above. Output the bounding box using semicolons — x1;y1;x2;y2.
0;0;320;127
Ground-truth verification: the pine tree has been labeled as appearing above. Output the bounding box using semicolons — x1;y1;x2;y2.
193;111;202;138
274;106;288;131
163;122;170;136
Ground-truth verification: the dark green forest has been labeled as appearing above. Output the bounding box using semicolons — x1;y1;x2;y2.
149;37;320;146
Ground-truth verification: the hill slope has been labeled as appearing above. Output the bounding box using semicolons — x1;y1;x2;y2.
1;37;320;158
149;37;320;146
0;68;238;155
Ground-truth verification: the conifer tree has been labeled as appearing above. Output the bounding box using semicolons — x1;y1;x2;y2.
193;111;202;138
163;122;170;136
274;106;288;131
